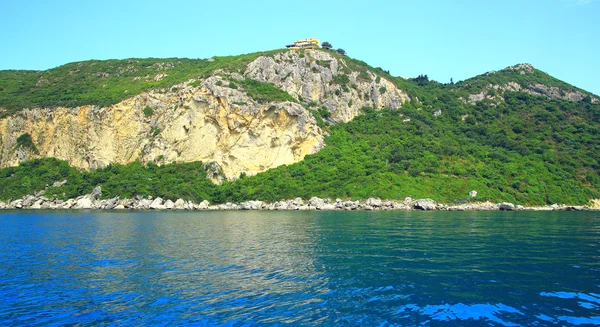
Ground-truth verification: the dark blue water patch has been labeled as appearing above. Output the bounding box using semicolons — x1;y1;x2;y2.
0;210;599;326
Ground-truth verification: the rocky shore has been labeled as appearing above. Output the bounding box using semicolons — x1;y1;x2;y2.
0;187;595;212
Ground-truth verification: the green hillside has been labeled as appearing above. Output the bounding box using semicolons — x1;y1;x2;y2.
0;50;598;205
0;51;283;117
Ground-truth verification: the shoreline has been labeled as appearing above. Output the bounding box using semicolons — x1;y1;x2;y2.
0;188;597;212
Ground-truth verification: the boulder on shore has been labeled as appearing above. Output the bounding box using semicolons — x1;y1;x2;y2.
499;202;515;211
308;197;325;209
174;199;186;210
74;195;94;209
149;197;165;210
413;198;437;210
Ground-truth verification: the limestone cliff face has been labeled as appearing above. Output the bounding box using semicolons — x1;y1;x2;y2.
0;50;410;179
245;49;410;122
0;76;324;181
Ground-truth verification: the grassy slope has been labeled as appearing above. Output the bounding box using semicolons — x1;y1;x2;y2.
0;50;286;117
0;51;598;205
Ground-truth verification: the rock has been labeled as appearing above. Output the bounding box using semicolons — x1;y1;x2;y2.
52;180;67;187
413;198;437;210
469;190;478;198
103;197;120;210
137;198;152;210
392;202;409;210
62;199;76;209
366;198;383;207
240;200;264;210
164;199;175;210
321;204;336;210
30;199;44;209
308;197;325;209
90;186;102;200
217;202;238;210
22;195;36;208
245;50;409;123
114;204;125;210
196;200;210;209
174;199;186;210
74;196;94;209
149;197;165;210
184;201;194;210
499;202;515;211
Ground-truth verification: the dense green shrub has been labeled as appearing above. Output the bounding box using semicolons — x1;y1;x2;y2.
143;106;154;117
333;74;350;86
15;133;39;154
239;79;297;104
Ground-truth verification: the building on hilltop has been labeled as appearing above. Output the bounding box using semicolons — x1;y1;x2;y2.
286;38;320;50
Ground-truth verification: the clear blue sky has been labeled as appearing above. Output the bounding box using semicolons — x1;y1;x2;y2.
1;0;599;95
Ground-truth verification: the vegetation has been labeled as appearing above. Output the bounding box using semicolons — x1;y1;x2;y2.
15;133;38;154
239;79;297;104
143;106;154;117
453;65;587;97
0;159;217;202
0;49;598;205
0;50;287;117
1;88;598;205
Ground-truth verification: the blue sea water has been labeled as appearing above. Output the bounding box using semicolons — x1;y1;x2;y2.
0;210;599;326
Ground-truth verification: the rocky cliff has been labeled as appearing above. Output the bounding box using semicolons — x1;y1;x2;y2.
245;49;410;122
0;76;323;181
0;49;411;181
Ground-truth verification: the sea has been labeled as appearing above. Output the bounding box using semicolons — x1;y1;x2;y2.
0;210;599;326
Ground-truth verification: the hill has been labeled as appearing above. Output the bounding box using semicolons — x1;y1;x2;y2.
0;49;598;205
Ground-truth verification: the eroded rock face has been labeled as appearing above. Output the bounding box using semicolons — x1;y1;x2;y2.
245;50;410;122
0;76;324;181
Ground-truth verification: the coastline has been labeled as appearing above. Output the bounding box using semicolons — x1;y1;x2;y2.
0;187;597;212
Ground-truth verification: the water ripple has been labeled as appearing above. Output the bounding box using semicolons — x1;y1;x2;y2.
0;210;598;326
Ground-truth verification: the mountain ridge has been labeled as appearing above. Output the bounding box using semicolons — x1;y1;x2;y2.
0;48;598;205
2;50;598;116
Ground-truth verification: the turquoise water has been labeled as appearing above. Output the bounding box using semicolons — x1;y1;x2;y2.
0;210;599;326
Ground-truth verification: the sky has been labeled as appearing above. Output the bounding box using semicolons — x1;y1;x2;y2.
1;0;599;95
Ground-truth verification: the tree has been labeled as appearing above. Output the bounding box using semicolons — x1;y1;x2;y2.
336;48;346;55
413;74;429;85
321;41;332;50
